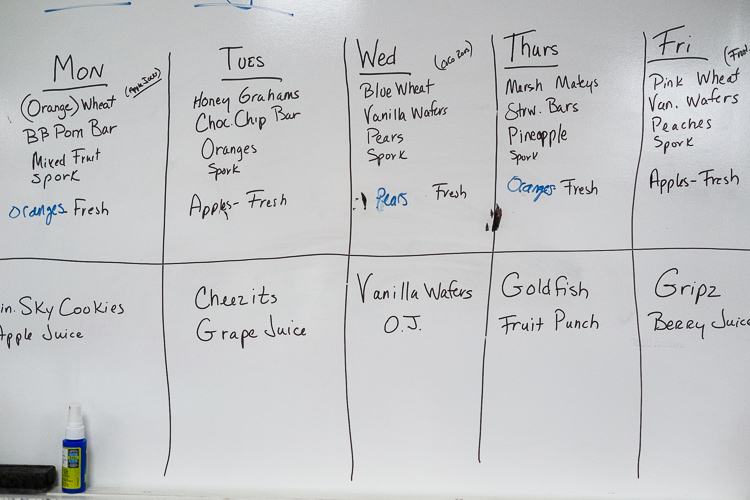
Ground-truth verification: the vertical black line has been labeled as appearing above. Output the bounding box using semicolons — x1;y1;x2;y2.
630;33;647;480
161;52;173;477
342;37;356;482
478;34;500;464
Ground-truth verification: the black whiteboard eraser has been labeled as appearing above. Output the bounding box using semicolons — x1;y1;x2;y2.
0;464;56;493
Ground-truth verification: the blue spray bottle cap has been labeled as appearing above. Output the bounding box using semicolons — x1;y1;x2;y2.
65;403;85;440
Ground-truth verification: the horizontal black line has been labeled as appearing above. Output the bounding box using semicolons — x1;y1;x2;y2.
221;76;283;82
0;257;163;265
647;56;709;64
504;64;559;69
357;246;750;258
168;253;347;264
636;246;750;252
359;71;412;76
43;83;109;92
502;29;536;40
1;246;749;266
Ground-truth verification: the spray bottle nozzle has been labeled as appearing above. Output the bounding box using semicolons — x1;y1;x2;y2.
65;403;85;440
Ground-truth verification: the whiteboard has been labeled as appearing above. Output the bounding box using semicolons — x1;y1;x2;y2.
1;1;749;498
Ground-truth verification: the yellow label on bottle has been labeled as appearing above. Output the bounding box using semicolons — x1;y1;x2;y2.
62;447;82;489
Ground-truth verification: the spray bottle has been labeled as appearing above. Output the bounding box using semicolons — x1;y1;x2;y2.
62;403;87;493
